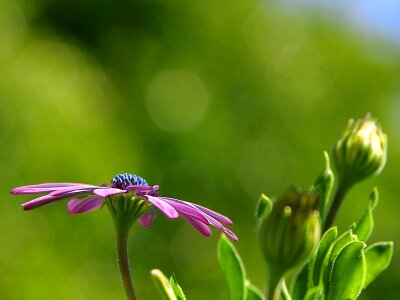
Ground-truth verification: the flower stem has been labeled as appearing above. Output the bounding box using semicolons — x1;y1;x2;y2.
115;225;137;300
107;196;148;300
324;182;351;231
266;268;283;300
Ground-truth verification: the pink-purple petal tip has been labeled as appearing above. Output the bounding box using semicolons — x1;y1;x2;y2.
223;228;238;241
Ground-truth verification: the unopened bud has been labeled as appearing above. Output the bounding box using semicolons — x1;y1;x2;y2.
259;186;321;277
333;114;387;186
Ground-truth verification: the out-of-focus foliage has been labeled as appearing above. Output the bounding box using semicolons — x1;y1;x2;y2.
0;0;399;299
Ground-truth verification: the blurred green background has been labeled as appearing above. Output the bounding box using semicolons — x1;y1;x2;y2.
1;0;399;299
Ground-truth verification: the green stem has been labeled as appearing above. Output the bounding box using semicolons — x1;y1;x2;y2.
324;182;351;231
266;268;283;300
281;280;292;300
116;226;137;300
107;196;147;300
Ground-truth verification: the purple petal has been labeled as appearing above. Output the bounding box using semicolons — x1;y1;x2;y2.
200;213;231;234
160;199;210;224
93;188;126;198
21;189;94;210
204;214;238;241
11;183;91;195
159;197;237;241
67;197;104;214
126;185;159;193
159;197;233;226
192;204;233;226
143;196;179;219
139;209;157;227
181;215;212;237
49;185;98;197
22;194;71;210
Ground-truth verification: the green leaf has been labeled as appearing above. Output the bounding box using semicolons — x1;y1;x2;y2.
328;241;366;300
256;194;273;228
313;151;334;223
245;281;264;300
322;230;355;289
151;269;178;300
311;226;338;286
218;234;247;300
170;274;186;300
363;241;393;288
351;187;379;242
304;286;323;300
293;227;338;300
292;263;309;300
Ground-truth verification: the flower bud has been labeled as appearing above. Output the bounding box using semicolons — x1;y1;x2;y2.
333;114;387;186
259;186;321;278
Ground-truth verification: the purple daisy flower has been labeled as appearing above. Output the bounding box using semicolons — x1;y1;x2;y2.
11;173;237;241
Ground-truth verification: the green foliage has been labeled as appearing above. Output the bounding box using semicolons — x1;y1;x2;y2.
246;281;264;300
327;241;366;300
218;234;248;300
256;194;273;229
291;187;393;300
363;242;393;288
313;152;335;223
170;274;186;300
292;264;309;300
304;286;323;300
258;186;320;279
151;269;186;300
280;281;292;300
216;120;392;300
218;235;265;300
322;230;356;288
311;226;338;287
350;187;379;242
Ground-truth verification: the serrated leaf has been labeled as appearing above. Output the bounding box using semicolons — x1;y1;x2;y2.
151;269;178;300
363;241;393;288
170;274;186;300
328;241;366;300
218;234;247;300
312;226;338;286
256;194;273;229
352;187;379;242
313;151;334;223
245;281;263;300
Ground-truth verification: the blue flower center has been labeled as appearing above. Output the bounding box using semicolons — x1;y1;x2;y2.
111;173;148;189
